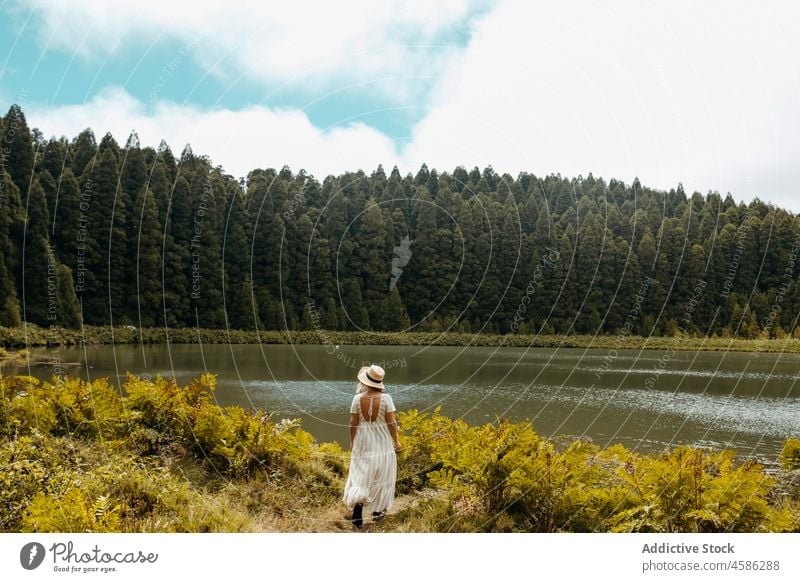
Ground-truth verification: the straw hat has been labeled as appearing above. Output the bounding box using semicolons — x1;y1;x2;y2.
357;364;385;390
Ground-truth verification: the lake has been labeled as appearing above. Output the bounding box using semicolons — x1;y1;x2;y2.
5;343;799;463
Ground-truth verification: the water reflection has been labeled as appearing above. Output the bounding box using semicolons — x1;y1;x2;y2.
7;343;798;462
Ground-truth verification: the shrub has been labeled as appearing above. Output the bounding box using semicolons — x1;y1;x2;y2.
394;407;453;494
398;409;796;533
50;376;127;439
0;376;58;437
23;489;123;533
0;435;62;530
780;439;800;471
608;448;794;532
0;373;795;532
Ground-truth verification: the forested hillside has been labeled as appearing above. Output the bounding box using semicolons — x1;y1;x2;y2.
1;104;798;337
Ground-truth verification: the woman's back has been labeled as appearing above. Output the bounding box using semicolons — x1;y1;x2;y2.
350;391;396;454
357;391;387;423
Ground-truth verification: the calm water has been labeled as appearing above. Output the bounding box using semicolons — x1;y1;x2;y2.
5;343;799;463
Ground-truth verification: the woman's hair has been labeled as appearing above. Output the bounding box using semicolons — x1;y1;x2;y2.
355;382;367;394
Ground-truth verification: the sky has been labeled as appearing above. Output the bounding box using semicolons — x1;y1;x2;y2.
1;0;799;211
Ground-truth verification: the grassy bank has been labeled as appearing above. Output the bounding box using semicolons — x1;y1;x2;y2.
1;373;798;533
3;323;800;354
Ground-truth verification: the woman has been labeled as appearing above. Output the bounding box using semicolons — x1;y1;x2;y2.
342;364;402;528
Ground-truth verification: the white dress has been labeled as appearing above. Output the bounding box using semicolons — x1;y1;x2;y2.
342;392;397;514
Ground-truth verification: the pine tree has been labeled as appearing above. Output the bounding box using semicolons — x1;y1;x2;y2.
493;195;524;332
403;189;439;326
288;213;315;320
355;199;389;328
322;297;339;330
247;174;285;320
18;179;53;325
0;167;23;325
37;137;70;183
148;157;171;229
56;264;82;328
549;226;577;333
191;172;227;329
161;175;192;326
308;231;334;309
605;238;641;333
157;140;178;186
77;145;119;323
2;105;35;194
242;274;263;330
70;129;97;177
574;209;604;333
0;251;21;326
129;185;163;327
36;169;59;234
383;288;411;331
341;277;369;330
51;168;83;271
120;133;147;200
222;189;254;330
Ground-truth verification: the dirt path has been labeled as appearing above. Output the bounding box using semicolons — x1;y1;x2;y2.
288;490;436;533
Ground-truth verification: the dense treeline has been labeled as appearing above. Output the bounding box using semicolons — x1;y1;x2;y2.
1;104;799;337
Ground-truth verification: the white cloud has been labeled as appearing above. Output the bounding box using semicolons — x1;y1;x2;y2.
405;0;800;211
19;0;800;213
28;87;400;178
12;0;484;100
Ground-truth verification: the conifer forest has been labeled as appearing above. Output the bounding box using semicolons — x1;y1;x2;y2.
1;103;799;340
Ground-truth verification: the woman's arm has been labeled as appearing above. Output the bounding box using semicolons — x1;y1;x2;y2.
385;411;401;451
349;412;359;449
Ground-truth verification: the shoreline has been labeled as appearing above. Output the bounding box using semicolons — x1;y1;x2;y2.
3;324;800;354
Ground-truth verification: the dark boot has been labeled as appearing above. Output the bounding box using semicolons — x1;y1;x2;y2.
351;503;363;528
